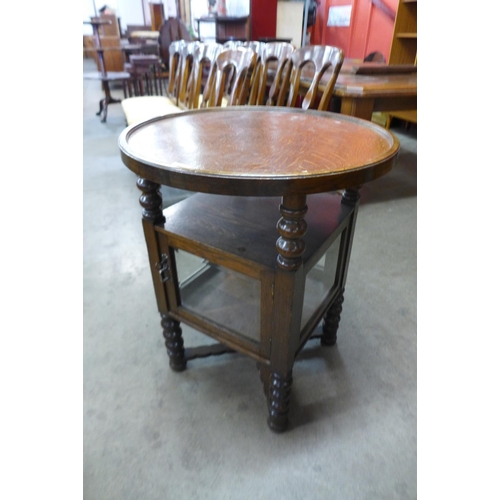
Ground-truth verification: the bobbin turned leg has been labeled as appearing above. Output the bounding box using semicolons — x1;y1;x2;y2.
161;314;187;372
267;194;308;432
137;177;187;371
321;187;361;347
321;288;345;346
268;371;293;433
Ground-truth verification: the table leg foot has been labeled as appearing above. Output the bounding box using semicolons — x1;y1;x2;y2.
161;314;187;372
267;371;293;432
96;98;104;117
321;288;345;346
97;97;108;123
97;96;120;123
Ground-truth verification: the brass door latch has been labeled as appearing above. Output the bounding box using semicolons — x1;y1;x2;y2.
155;253;171;283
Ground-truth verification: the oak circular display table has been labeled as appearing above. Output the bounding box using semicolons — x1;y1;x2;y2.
119;106;400;432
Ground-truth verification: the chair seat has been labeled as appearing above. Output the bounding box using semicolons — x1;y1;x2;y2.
121;95;181;126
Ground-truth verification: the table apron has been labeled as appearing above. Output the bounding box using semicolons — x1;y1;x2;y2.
340;95;417;120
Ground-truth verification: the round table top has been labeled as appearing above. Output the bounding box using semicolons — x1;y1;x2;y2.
119;106;400;196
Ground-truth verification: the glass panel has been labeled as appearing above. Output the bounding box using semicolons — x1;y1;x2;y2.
175;249;261;343
301;238;341;329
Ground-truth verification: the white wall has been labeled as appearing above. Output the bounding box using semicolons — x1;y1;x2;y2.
83;0;177;35
189;0;249;38
276;1;303;48
82;0;98;34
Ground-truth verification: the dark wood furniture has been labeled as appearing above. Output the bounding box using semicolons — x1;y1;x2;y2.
122;41;159;63
333;72;417;120
85;14;124;72
125;54;164;97
83;18;130;123
119;106;399;432
158;18;193;70
261;54;416;119
295;63;417;120
258;37;293;43
196;16;250;44
150;2;165;32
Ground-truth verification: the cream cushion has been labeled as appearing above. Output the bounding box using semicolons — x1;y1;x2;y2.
121;96;182;127
122;95;229;127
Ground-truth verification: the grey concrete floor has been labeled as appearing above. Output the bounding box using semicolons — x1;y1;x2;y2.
83;57;417;500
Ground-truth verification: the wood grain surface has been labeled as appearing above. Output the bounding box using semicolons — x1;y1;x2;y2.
119;106;399;196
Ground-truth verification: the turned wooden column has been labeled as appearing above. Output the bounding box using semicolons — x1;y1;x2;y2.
161;314;187;372
321;289;345;346
276;194;308;270
137;177;186;371
321;187;361;347
137;177;165;224
341;187;361;207
267;194;308;432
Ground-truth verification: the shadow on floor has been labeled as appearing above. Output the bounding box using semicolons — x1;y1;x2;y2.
360;126;417;205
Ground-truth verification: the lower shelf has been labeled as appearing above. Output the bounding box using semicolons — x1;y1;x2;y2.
157;192;353;272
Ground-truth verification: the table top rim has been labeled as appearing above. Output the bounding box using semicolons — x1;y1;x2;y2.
118;106;400;196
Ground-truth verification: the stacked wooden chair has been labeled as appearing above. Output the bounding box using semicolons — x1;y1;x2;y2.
200;47;258;108
121;42;345;127
121;40;187;126
251;41;294;106
284;45;344;111
124;54;164;98
180;43;223;110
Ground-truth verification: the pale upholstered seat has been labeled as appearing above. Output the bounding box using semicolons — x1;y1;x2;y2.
122;42;228;125
121;95;182;127
121;40;188;126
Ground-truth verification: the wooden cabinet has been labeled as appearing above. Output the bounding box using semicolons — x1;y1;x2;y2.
150;2;165;31
215;16;250;43
196;16;250;44
84;14;124;72
388;0;417;124
389;0;417;65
